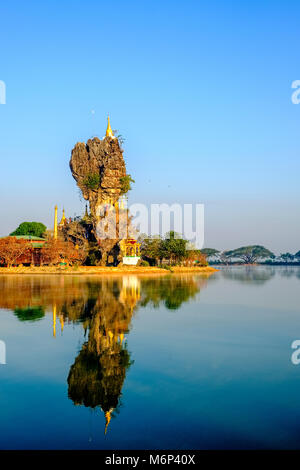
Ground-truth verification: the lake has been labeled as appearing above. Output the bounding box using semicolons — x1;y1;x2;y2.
0;266;300;449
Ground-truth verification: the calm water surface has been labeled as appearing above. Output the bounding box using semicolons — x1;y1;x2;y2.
0;266;300;449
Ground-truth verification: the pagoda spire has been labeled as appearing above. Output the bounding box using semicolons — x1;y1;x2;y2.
105;115;115;139
59;208;66;226
54;205;58;240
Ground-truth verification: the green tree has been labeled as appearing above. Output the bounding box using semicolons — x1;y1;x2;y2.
295;251;300;260
201;248;220;261
281;253;295;263
14;306;45;322
223;245;275;264
120;174;135;195
10;222;46;238
161;231;188;265
140;235;163;265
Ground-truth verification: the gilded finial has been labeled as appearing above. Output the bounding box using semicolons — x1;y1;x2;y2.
59;208;66;226
54;205;58;240
105;115;115;139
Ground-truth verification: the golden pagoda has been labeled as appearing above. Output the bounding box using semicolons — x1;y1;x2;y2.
105;115;115;139
54;205;58;240
59;208;66;227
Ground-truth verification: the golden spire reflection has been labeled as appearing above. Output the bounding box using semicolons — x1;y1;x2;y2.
53;304;57;337
104;409;113;435
60;314;64;333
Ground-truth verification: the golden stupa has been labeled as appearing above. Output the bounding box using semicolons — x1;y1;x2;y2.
105;115;115;139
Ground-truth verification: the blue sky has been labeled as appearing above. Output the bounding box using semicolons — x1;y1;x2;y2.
0;0;299;253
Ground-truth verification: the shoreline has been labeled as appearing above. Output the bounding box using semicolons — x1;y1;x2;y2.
0;266;218;276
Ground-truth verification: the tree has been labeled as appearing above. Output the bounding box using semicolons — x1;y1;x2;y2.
183;249;208;267
295;251;300;260
0;237;32;267
223;245;275;264
140;235;163;265
14;306;45;322
201;248;219;257
281;253;295;264
10;222;47;238
201;248;220;261
160;231;188;265
41;238;86;265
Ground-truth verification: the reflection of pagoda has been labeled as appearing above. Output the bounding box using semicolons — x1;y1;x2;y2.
52;304;64;337
67;276;140;434
119;276;141;312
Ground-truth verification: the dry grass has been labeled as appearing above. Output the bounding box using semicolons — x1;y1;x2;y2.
0;265;218;276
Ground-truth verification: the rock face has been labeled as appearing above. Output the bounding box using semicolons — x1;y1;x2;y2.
70;136;129;265
70;136;126;211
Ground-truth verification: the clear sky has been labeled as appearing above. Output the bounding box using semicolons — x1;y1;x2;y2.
0;0;299;254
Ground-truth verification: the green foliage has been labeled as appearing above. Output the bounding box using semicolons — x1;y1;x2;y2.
139;260;150;267
224;245;275;264
10;222;46;238
160;231;188;263
140;236;162;264
141;231;207;266
295;251;300;259
14;306;45;322
83;173;100;190
281;253;295;263
120;174;135;194
158;264;174;272
140;277;200;310
201;248;220;258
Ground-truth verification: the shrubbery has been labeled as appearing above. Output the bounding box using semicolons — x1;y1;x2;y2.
83;173;100;190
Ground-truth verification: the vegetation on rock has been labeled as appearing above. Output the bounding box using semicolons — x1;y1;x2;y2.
120;174;135;194
83;173;101;190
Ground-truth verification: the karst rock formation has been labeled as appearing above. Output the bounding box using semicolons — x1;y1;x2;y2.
70;126;135;265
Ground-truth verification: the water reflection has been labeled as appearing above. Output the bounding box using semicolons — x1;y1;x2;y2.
219;266;276;284
0;274;209;433
67;277;138;433
219;265;300;284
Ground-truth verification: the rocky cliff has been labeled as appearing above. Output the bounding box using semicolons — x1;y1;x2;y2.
70;135;133;265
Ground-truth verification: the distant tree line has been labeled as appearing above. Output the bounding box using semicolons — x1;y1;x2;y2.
201;246;300;265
